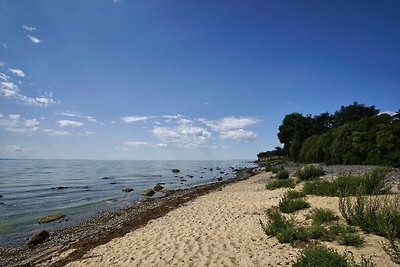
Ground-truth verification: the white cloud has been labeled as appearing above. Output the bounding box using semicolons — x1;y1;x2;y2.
155;143;168;147
124;141;149;146
379;111;397;116
1;81;58;107
27;35;41;44
8;68;25;77
22;25;36;31
0;72;10;81
0;61;6;67
57;120;83;127
220;129;257;141
122;116;151;123
6;144;23;152
0;113;40;133
55;111;98;123
151;119;211;148
199;116;260;131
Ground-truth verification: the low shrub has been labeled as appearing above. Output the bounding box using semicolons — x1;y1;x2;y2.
265;165;284;174
292;245;376;267
297;164;325;181
302;167;393;197
276;169;290;179
339;194;400;238
266;178;295;190
279;192;310;213
261;208;364;247
285;190;306;199
338;232;365;247
311;208;338;225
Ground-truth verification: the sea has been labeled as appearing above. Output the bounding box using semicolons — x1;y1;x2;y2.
0;159;255;246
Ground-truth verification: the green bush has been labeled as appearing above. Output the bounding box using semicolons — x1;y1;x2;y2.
302;168;392;197
339;194;400;238
311;208;338;225
285;190;306;199
279;192;310;213
338;232;365;247
297;164;325;181
261;208;297;243
265;165;284;174
361;167;392;195
292;245;376;267
266;178;295;190
276;169;290;179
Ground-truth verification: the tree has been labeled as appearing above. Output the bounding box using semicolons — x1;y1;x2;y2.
333;101;379;127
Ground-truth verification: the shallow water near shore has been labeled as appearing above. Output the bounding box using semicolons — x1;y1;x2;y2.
0;159;255;246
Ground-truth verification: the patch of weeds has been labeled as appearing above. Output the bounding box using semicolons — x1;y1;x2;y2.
302;179;338;196
260;208;297;243
276;169;290;179
285;190;306;199
383;237;400;264
339;194;400;238
296;164;325;181
338;232;365;247
292;245;376;267
279;191;310;213
266;178;295;190
311;208;338;225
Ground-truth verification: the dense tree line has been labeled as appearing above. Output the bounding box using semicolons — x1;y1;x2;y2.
275;102;400;167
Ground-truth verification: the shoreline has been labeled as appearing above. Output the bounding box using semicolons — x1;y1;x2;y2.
0;168;255;267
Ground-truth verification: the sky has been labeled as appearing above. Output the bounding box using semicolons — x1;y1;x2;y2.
0;1;399;160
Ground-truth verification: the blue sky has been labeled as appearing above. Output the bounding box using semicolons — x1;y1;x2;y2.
0;1;399;160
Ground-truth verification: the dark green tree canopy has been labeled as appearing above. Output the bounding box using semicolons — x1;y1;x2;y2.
333;101;379;127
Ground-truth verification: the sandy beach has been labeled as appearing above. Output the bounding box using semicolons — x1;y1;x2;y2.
63;171;397;267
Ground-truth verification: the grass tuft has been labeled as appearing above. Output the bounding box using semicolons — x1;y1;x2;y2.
279;191;310;213
266;178;295;190
310;208;338;225
296;164;325;181
276;169;290;179
338;232;365;247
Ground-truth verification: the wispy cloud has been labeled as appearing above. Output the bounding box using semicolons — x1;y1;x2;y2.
55;111;98;123
116;141;168;150
122;116;151;123
0;81;58;107
8;68;25;77
0;72;10;81
198;116;260;131
220;129;257;141
22;25;36;31
43;129;70;136
0;113;40;133
0;61;6;66
27;35;41;44
57;120;83;127
379;111;397;116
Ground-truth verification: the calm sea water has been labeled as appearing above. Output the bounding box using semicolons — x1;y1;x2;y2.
0;159;255;246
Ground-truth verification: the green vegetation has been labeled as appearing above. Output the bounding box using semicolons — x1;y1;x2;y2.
276;169;290;179
302;168;392;196
339;194;400;238
265;178;295;190
261;208;364;246
338;232;365;247
278;190;310;213
292;245;376;267
310;208;338;225
264;165;284;174
273;102;400;167
296;164;325;180
383;237;400;264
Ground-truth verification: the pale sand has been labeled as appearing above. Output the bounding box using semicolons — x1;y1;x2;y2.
66;172;398;267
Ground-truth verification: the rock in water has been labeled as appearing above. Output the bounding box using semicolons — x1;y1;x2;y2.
171;169;180;173
26;230;49;246
38;213;65;224
153;183;164;192
142;189;156;197
0;195;3;198
217;177;223;181
122;187;134;192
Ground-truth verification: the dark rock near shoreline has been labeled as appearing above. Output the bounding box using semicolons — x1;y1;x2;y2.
54;186;68;190
38;213;65;224
181;179;187;182
102;177;110;179
122;187;134;193
0;194;3;198
153;184;164;192
210;168;213;171
220;171;224;174
26;230;49;246
217;177;223;181
142;189;156;197
171;169;180;173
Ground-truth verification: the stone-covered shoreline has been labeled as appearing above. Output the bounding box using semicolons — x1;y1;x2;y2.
0;168;255;267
